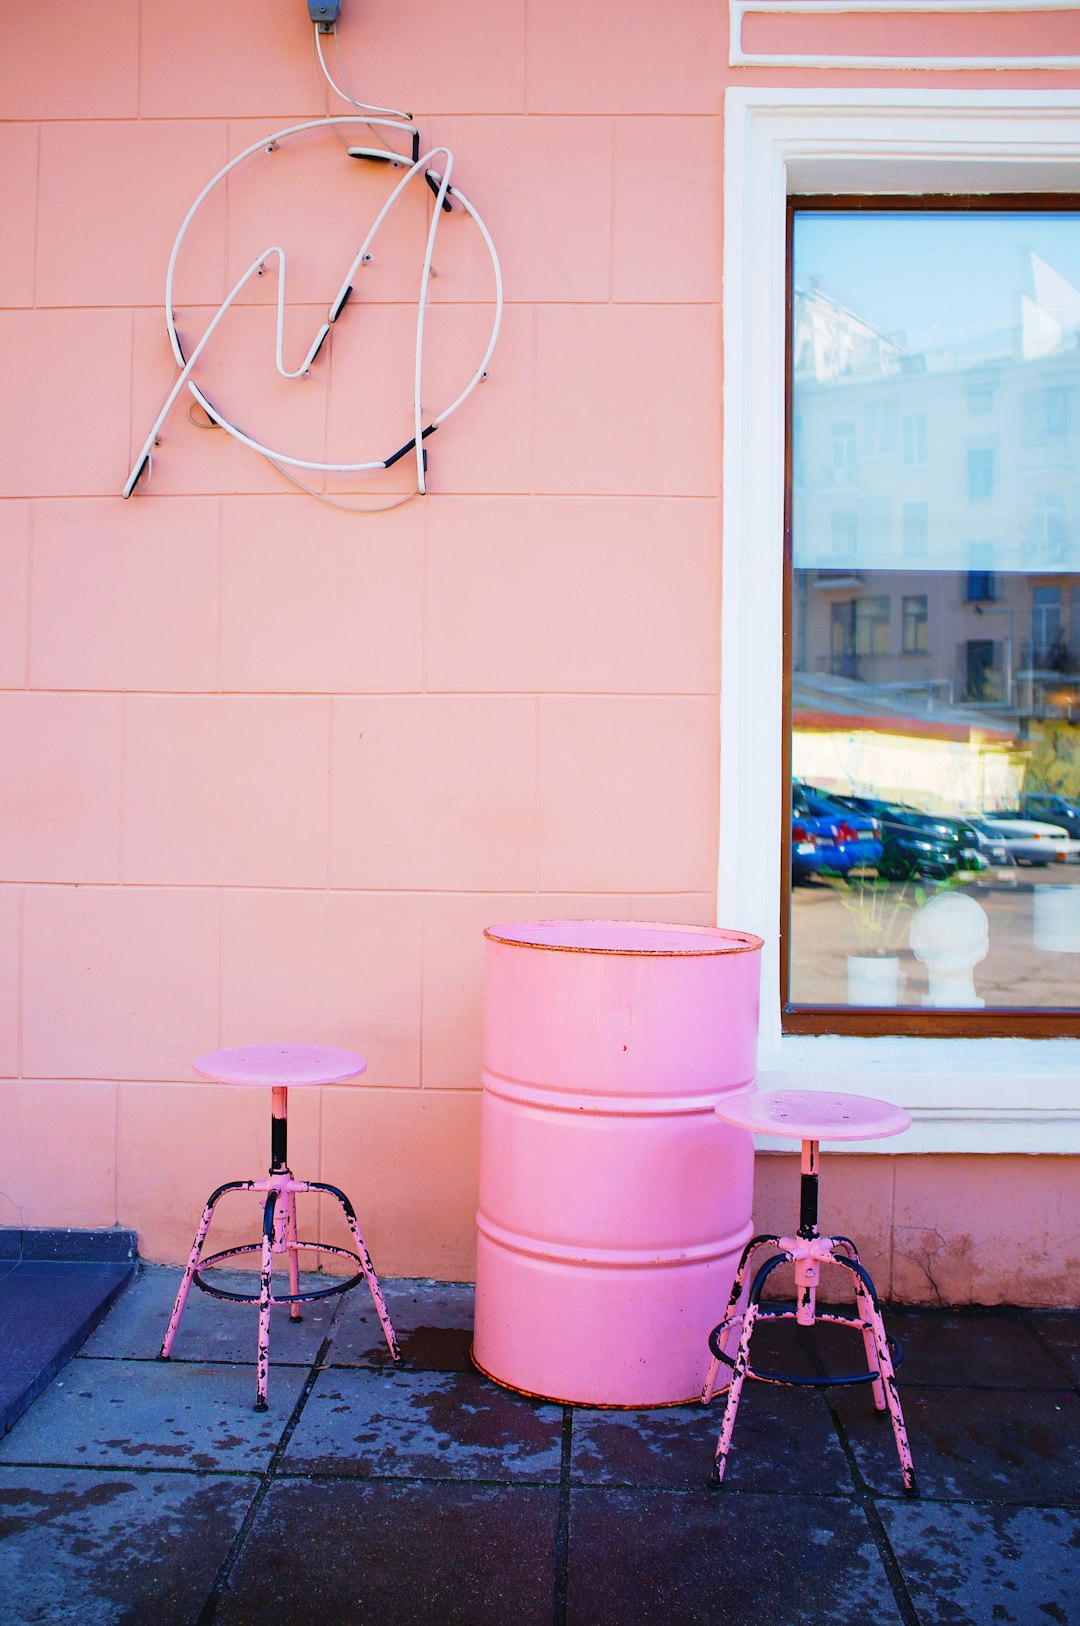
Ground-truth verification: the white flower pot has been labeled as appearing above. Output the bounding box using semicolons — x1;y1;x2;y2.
846;954;901;1007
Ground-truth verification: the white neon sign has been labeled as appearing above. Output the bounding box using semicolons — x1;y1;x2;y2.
125;30;502;503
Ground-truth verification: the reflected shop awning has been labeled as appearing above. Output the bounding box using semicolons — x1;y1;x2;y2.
793;671;1018;747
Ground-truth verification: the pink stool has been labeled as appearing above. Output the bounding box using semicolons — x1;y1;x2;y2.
701;1089;917;1495
160;1044;399;1409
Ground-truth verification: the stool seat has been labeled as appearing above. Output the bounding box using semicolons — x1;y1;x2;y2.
715;1088;910;1142
193;1043;367;1087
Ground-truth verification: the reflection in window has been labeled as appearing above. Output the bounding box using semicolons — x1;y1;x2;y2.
1022;386;1071;443
901;501;929;559
967;447;995;500
902;595;928;653
789;205;1080;1022
902;413;928;466
1032;586;1064;667
855;595;890;657
832;420;857;478
966;568;997;602
1033;492;1068;562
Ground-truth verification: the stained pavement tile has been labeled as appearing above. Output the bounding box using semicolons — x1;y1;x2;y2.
831;1384;1080;1503
0;1465;255;1626
281;1365;563;1481
80;1261;340;1365
566;1488;904;1626
218;1477;559;1626
326;1277;475;1370
880;1499;1080;1626
882;1308;1069;1390
1025;1310;1080;1387
0;1356;307;1472
572;1385;852;1495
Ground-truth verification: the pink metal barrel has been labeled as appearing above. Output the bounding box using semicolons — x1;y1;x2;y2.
473;920;763;1407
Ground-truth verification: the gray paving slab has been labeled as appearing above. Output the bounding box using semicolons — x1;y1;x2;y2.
881;1498;1080;1626
1026;1309;1080;1387
884;1307;1070;1389
831;1384;1080;1503
572;1384;853;1495
0;1464;255;1626
0;1355;308;1473
565;1487;905;1626
81;1261;341;1364
281;1364;564;1481
217;1477;559;1626
326;1277;475;1368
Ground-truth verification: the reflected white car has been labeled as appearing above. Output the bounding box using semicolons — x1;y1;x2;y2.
976;816;1080;866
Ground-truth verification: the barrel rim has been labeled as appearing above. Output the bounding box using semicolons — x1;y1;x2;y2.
483;919;765;956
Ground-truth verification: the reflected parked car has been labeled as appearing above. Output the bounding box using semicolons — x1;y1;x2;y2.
978;815;1080;866
793;786;883;873
818;794;962;882
1016;794;1080;842
963;820;1015;873
790;805;846;882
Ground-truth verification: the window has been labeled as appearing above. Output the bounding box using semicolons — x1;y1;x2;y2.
966;447;995;500
786;199;1080;1033
830;508;857;559
1033;493;1068;563
965;556;997;602
831;420;857;478
902;414;928;466
1032;585;1064;666
901;502;929;559
720;90;1080;1151
1022;386;1071;444
964;637;999;701
854;594;889;657
902;595;928;653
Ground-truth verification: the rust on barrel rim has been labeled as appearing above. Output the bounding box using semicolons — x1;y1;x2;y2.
482;921;765;957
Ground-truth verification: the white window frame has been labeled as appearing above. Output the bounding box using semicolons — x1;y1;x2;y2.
717;88;1080;1154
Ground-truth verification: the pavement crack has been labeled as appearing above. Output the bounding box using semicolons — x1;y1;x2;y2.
193;1334;334;1626
552;1406;573;1626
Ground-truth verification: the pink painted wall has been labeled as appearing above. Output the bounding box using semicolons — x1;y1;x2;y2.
1;0;1077;1297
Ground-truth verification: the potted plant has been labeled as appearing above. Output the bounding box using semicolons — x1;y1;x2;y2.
826;870;975;1006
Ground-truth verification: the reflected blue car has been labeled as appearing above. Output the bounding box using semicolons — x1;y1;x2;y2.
791;786;884;878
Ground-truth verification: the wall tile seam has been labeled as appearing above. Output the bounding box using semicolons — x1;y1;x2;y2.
6;882;692;895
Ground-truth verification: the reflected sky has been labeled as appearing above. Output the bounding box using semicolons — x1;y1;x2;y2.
794;211;1080;354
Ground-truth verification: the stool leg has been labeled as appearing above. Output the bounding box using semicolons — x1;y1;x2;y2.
867;1304;917;1494
702;1235;781;1403
711;1298;760;1485
255;1190;278;1411
284;1186;303;1322
832;1237;884;1409
160;1180;253;1360
841;1257;917;1495
308;1180;400;1362
711;1253;786;1485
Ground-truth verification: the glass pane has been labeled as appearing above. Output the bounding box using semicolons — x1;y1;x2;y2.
789;209;1080;1014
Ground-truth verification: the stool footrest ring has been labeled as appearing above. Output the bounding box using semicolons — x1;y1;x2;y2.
192;1240;368;1305
708;1307;902;1388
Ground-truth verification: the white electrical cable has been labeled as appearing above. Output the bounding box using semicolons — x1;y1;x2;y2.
125;98;503;497
314;27;410;123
